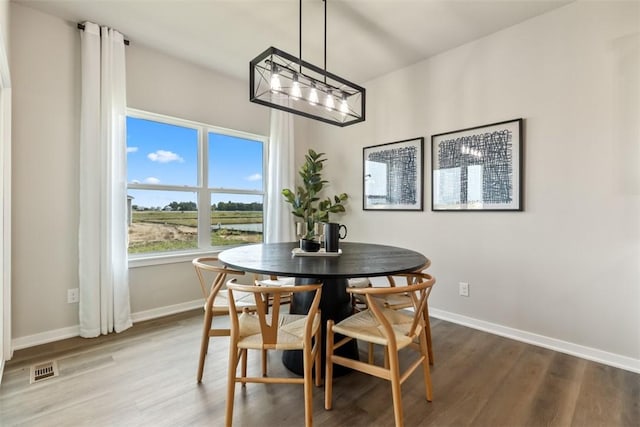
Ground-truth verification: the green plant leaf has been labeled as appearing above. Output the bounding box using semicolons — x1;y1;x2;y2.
281;148;348;236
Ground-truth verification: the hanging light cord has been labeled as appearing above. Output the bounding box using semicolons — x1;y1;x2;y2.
299;0;303;73
324;0;327;83
298;0;328;80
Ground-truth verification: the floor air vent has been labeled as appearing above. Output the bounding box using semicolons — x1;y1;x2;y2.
30;360;59;384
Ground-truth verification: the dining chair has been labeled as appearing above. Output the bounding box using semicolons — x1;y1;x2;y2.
225;279;323;427
350;259;435;364
253;274;295;310
192;256;257;383
325;272;436;427
346;277;370;312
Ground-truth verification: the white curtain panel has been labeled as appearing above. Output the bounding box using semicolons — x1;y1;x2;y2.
265;109;295;243
78;22;132;337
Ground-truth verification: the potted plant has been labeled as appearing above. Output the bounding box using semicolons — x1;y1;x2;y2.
282;149;348;251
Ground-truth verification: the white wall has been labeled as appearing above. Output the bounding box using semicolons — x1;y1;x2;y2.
11;3;80;342
304;1;640;369
9;2;269;345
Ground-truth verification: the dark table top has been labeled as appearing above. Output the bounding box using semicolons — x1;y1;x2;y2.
218;241;428;279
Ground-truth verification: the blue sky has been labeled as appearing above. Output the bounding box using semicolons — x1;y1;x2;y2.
126;117;263;209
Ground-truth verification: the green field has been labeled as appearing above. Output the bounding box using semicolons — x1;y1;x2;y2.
129;210;263;254
132;210;263;225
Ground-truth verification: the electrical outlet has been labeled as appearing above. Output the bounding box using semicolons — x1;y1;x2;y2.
67;288;79;304
459;282;469;297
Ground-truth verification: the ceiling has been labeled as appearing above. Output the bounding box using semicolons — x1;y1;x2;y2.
15;0;572;83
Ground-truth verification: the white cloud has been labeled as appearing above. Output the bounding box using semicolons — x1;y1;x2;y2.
147;150;184;163
130;179;141;184
144;177;161;184
127;146;138;153
246;173;262;181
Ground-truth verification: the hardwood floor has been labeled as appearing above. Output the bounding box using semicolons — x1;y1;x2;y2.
1;310;638;426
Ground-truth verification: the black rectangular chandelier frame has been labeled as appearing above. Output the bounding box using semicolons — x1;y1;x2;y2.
249;0;365;127
250;47;365;127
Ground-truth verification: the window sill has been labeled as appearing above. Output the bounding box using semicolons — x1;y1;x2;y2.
128;250;214;268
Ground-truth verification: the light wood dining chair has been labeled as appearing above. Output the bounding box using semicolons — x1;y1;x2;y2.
253;273;295;310
375;261;434;364
325;272;436;427
225;279;323;427
346;277;371;312
192;256;257;383
351;259;435;364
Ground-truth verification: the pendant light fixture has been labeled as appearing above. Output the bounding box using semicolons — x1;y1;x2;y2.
249;0;366;127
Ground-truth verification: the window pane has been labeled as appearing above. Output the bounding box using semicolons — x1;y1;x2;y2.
128;190;198;254
211;193;263;246
127;117;198;186
209;133;263;190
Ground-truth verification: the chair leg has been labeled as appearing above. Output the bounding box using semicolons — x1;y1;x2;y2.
388;347;404;427
241;349;248;386
424;307;434;365
225;345;239;427
262;349;268;377
418;329;433;401
314;329;322;387
325;320;335;410
197;308;214;383
368;342;374;365
303;341;314;427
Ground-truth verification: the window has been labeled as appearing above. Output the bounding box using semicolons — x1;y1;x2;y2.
126;109;266;256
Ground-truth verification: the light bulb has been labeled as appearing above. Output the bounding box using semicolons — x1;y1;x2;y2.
290;76;302;100
308;84;319;106
325;92;335;111
271;66;282;92
339;94;349;115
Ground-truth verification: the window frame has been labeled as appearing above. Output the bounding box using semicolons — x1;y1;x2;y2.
126;108;267;267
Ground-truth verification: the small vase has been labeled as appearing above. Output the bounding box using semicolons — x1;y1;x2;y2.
300;239;321;252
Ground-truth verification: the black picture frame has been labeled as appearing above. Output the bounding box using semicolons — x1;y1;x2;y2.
431;118;523;211
363;137;424;211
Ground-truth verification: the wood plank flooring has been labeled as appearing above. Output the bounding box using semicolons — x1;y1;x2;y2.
1;310;638;426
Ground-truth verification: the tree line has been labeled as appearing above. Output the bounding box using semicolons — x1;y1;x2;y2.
213;201;263;211
132;201;263;212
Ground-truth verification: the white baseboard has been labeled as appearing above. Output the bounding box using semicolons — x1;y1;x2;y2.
12;324;80;351
429;307;640;374
130;299;202;323
11;299;202;352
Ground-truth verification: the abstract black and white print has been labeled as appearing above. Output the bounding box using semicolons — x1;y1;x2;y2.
437;129;513;204
363;138;424;210
431;119;522;211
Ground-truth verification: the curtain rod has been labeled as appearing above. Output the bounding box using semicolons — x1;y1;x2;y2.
77;23;130;46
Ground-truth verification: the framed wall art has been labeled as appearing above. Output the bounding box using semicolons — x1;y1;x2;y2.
363;137;424;211
431;118;523;211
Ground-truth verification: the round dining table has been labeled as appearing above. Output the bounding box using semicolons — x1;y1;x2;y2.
218;241;429;375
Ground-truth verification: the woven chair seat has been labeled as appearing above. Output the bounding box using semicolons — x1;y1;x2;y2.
332;306;421;349
254;276;295;309
347;277;371;288
237;312;320;350
255;276;296;287
372;292;412;309
209;289;255;314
